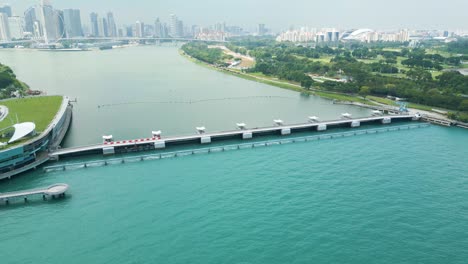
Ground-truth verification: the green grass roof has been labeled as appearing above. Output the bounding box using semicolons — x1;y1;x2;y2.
0;96;63;133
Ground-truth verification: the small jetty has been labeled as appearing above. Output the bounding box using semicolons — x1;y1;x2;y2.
0;183;69;205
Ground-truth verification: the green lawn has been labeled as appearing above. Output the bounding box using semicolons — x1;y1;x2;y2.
367;96;395;105
316;92;374;105
0;96;63;132
382;48;402;52
357;55;384;64
182;50;377;106
293;54;334;64
425;49;453;58
367;95;435;112
310;56;334;64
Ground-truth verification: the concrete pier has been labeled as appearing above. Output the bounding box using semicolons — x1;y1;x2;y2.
0;183;69;205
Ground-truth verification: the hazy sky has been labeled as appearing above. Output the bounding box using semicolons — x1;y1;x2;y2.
5;0;468;31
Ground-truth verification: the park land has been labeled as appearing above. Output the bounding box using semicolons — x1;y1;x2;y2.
181;38;468;123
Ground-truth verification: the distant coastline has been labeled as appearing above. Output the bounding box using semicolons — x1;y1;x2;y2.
179;49;374;106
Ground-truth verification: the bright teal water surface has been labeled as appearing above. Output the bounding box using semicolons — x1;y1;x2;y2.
1;125;468;264
1;46;468;263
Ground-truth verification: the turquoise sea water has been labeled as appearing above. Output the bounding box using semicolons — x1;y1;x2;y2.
1;125;468;264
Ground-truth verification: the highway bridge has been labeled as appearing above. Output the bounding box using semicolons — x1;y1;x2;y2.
0;37;228;46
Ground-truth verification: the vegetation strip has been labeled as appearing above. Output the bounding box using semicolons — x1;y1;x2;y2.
182;38;468;122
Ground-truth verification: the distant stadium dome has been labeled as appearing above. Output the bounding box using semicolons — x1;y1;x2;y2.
343;29;375;41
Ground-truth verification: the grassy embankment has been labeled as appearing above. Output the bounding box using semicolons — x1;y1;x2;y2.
180;50;373;105
0;96;63;145
366;96;434;111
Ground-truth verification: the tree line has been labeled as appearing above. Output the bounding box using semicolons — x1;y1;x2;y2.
0;64;28;99
231;39;468;119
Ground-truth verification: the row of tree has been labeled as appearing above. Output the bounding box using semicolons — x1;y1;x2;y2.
447;39;468;54
231;39;468;114
181;43;229;66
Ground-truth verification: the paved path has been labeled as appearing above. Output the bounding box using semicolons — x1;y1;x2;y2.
50;115;414;158
367;99;452;121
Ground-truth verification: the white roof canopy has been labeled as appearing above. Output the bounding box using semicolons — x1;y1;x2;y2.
8;122;36;144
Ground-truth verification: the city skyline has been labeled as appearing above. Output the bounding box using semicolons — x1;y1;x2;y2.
4;0;468;31
0;0;467;43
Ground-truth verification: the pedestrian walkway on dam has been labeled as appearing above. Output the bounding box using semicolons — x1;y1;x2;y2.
49;114;418;159
44;123;430;173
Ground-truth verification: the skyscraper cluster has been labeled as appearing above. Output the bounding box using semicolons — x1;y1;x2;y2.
0;3;24;41
276;28;340;43
88;12;117;37
194;22;247;41
0;1;85;42
341;29;410;43
123;14;184;38
0;0;252;43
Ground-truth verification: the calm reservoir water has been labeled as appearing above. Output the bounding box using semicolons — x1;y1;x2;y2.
1;46;467;264
0;46;370;146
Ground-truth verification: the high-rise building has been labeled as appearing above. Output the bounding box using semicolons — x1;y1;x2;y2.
316;33;325;43
63;9;83;38
326;31;333;42
40;0;58;42
24;7;38;34
54;9;65;39
192;25;200;36
397;29;410;42
161;23;169;38
97;17;108;37
7;16;23;39
90;12;99;37
135;21;144;37
0;12;10;41
154;18;162;38
257;24;266;36
144;24;154;36
169;14;176;37
125;25;133;37
176;20;184;38
333;31;340;42
106;12;117;37
0;4;12;17
167;14;184;38
226;26;243;36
